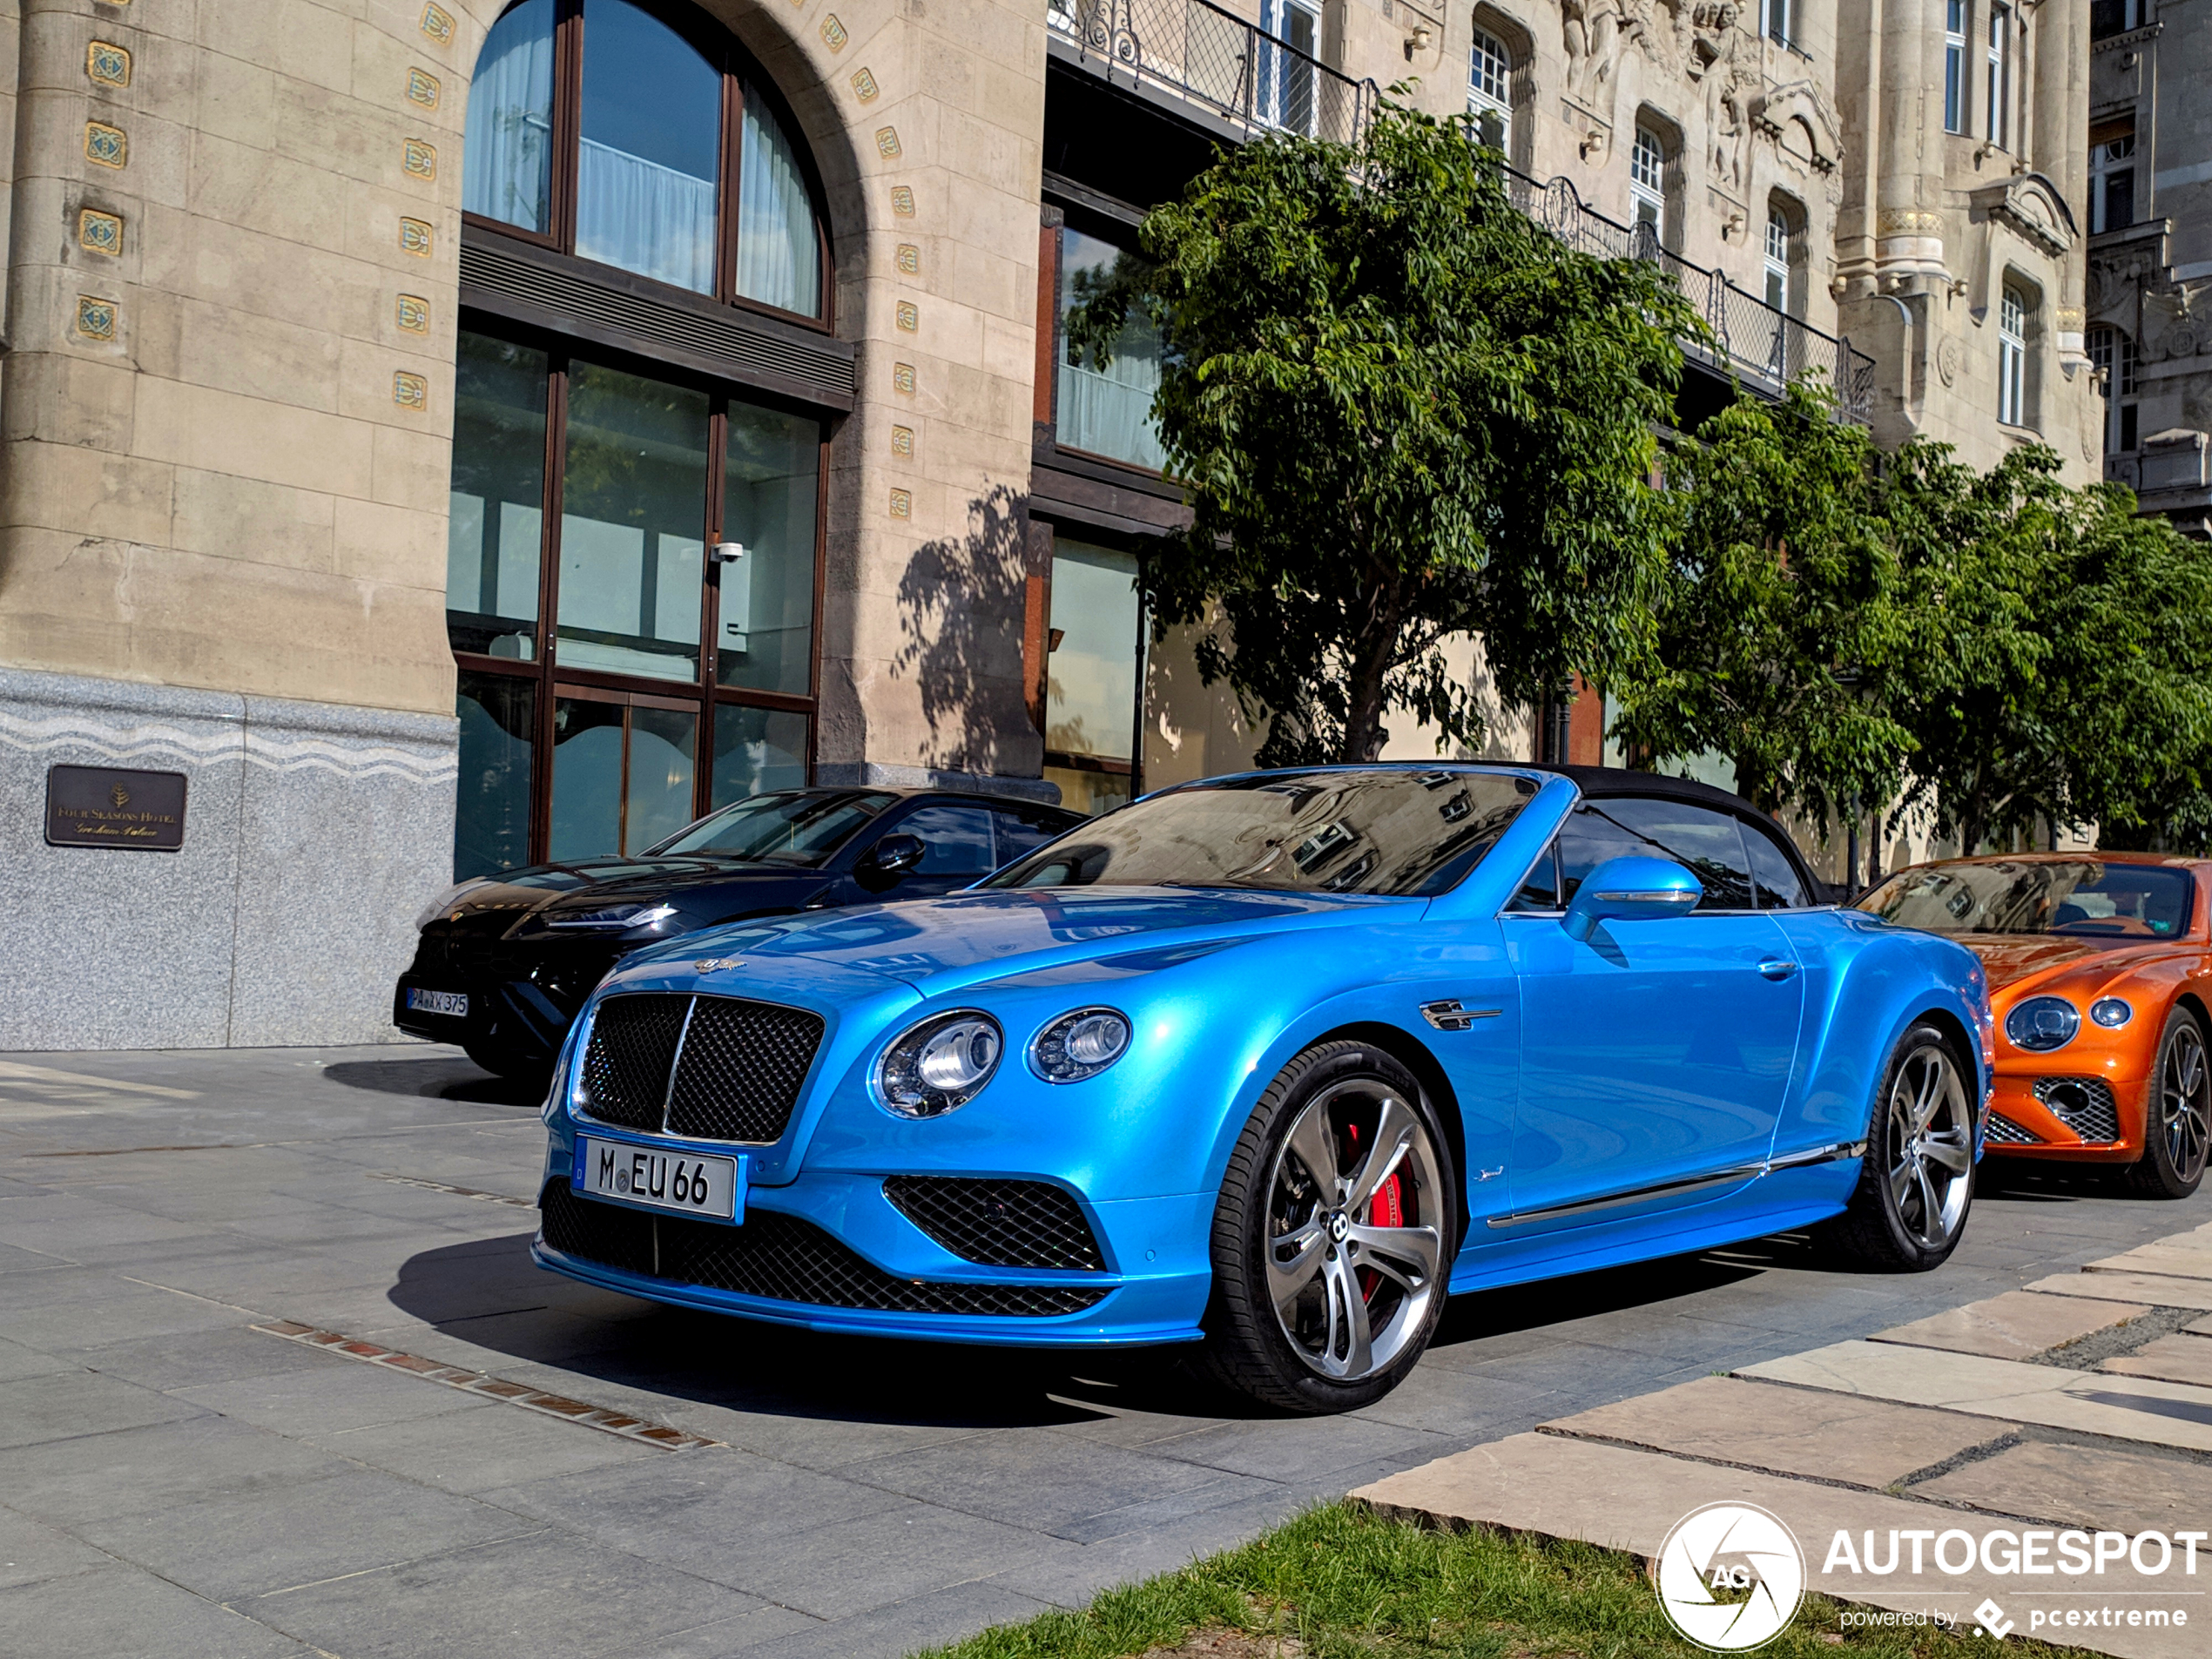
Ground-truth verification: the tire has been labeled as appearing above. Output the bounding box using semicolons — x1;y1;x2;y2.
2128;1007;2209;1199
1825;1021;1976;1271
1197;1041;1458;1413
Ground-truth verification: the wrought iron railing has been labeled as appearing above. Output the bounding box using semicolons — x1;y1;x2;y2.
1502;166;1876;423
1048;0;1375;145
1047;0;1874;421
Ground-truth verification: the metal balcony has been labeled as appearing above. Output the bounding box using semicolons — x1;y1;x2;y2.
1047;0;1873;422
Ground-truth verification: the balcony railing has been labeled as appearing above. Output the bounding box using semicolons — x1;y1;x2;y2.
1047;0;1874;422
1048;0;1376;145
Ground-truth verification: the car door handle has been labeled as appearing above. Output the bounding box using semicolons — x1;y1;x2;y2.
1758;959;1799;981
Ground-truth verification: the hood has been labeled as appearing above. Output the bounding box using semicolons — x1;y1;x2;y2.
1961;934;2187;1000
432;860;825;929
652;886;1412;997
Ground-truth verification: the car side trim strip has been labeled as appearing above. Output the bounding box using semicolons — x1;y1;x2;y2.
1485;1139;1869;1229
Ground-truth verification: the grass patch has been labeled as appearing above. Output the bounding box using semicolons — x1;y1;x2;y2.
916;1501;2084;1659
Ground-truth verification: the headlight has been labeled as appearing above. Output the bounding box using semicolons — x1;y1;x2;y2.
877;1010;1003;1117
1031;1007;1132;1082
2090;997;2133;1029
414;878;490;930
2006;995;2080;1052
543;903;679;934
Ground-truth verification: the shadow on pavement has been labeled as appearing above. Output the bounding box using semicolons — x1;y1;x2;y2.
322;1055;543;1108
388;1228;1231;1429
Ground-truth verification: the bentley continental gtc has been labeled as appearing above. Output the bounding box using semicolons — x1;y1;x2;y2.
1858;853;2210;1197
534;765;1993;1412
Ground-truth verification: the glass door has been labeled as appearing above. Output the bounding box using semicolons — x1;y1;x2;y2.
550;687;698;861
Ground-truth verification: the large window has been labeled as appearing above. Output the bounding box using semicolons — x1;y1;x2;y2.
1945;1;1967;134
447;328;823;873
1760;0;1791;47
1055;228;1168;472
1999;284;2027;427
1468;28;1513;155
2088;325;2141;455
2090;117;2137;234
1043;539;1141;816
464;0;826;319
1630;125;1666;243
1986;3;2011;148
1764;209;1791;313
1256;0;1320;135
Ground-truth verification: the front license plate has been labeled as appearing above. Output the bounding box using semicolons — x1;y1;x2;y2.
406;988;469;1018
577;1136;741;1222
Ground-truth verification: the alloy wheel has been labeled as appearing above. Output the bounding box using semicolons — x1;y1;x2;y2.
1264;1082;1443;1381
2159;1021;2211;1185
1885;1043;1973;1251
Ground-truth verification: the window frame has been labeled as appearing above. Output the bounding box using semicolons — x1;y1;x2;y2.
1998;283;2028;428
448;315;831;864
2087;323;2141;455
1985;2;2011;149
1467;24;1514;158
2089;118;2137;235
1629;124;1667;243
462;0;836;333
1945;0;1968;135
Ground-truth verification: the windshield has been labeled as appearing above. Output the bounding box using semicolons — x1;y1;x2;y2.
644;791;897;865
981;770;1537;897
1860;860;2196;941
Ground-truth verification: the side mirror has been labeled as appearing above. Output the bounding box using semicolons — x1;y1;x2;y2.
1562;855;1702;941
857;833;926;891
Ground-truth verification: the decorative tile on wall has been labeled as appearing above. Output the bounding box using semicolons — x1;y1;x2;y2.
75;295;117;341
851;67;878;103
420;3;455;45
896;243;920;275
406;68;441;109
820;14;847;50
84;123;127;169
890;185;915;217
890;425;914;457
895;300;918;332
892;361;915;395
399;218;434;256
403;138;437;180
395;293;431;334
393;372;428;410
78;209;123;255
86;41;131;88
888;488;912;518
874;127;901;159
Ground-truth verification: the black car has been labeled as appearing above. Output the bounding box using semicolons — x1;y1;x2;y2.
395;787;1083;1082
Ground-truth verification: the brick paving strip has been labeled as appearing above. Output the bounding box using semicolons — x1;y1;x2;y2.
364;1169;537;1208
250;1319;721;1451
1356;1218;2212;1658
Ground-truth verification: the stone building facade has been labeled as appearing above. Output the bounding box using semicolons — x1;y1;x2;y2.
2080;0;2212;533
0;0;2101;1048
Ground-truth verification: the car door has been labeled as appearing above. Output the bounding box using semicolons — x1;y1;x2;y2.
1501;796;1806;1229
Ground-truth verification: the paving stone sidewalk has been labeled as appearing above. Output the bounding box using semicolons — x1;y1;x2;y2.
1;1043;2205;1659
1358;1222;2212;1656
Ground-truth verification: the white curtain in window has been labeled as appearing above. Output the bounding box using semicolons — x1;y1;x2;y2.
462;3;556;232
1059;355;1168;472
735;95;822;316
577;138;718;293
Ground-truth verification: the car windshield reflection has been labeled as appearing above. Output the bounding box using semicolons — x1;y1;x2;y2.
1860;860;2196;941
982;769;1537;897
644;790;897;864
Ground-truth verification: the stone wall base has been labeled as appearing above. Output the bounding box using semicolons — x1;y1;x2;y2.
0;666;457;1051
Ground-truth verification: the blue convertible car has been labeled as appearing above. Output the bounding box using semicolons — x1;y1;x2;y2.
535;764;1992;1412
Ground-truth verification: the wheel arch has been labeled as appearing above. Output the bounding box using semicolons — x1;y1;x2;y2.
1307;1020;1471;1244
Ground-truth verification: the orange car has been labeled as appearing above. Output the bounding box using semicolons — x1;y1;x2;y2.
1856;854;2210;1197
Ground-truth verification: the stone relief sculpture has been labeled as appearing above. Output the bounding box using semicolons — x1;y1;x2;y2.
1563;0;1623;103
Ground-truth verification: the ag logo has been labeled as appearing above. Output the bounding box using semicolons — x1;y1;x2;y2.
1655;1502;1805;1651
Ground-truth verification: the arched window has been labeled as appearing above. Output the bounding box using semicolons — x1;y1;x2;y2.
1764;208;1791;313
465;0;827;319
1999;282;2029;427
1468;28;1513;155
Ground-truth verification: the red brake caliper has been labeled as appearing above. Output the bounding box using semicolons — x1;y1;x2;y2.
1343;1120;1405;1301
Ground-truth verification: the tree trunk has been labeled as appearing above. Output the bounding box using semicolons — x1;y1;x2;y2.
1339;578;1406;763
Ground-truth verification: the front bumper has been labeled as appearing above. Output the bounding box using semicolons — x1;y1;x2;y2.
530;1161;1213;1348
1981;1068;2148;1161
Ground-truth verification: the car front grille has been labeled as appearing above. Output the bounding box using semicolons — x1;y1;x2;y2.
2034;1077;2121;1143
1984;1111;2043;1146
578;992;824;1144
538;1180;1108;1318
882;1176;1105;1271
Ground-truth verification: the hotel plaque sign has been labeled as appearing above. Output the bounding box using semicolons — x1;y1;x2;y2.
45;765;187;850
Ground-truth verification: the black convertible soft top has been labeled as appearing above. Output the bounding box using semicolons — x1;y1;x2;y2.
1526;763;1829;903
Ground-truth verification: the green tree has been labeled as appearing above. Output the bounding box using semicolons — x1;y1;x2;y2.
1069;99;1702;765
1606;382;1909;821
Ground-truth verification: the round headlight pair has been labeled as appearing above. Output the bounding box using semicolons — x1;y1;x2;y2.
874;1005;1132;1118
2006;995;2080;1053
